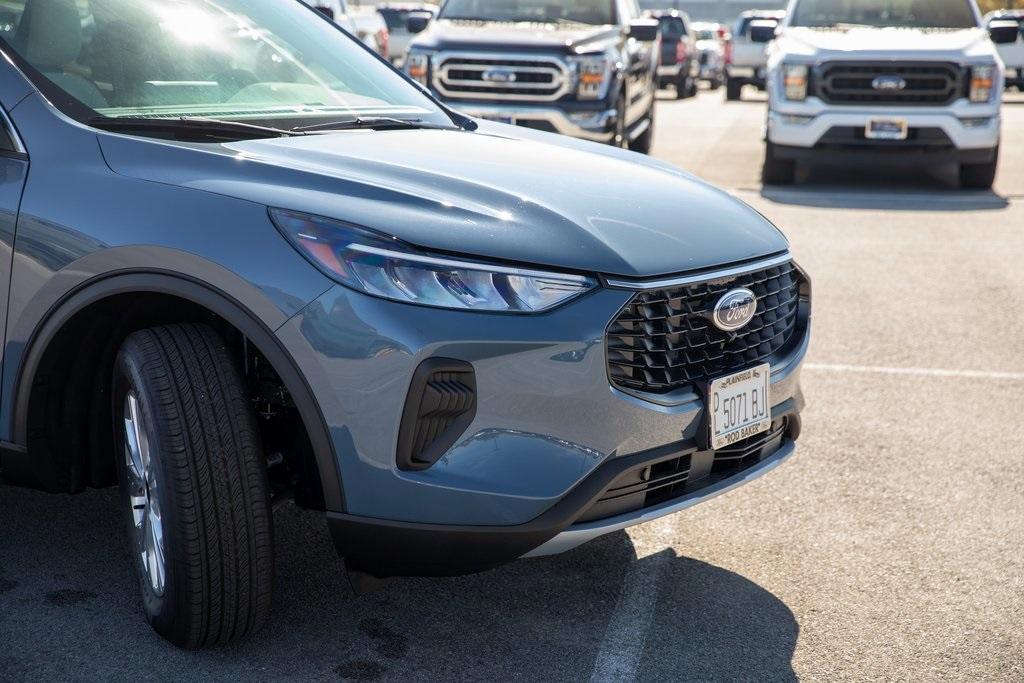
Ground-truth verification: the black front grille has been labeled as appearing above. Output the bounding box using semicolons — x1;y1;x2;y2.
816;61;962;105
607;261;803;395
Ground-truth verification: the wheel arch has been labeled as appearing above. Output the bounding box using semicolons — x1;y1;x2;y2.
3;270;344;511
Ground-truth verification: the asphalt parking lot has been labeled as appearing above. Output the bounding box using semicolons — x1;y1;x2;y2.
2;87;1022;682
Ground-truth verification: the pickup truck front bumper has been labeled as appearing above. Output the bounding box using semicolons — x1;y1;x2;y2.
767;99;1002;160
452;102;617;143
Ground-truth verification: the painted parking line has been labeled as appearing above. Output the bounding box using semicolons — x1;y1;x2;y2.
590;518;675;683
804;363;1024;382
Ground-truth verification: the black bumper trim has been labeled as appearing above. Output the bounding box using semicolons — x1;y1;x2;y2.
772;142;997;165
328;396;802;578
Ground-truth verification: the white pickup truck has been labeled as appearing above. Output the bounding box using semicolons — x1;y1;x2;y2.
759;0;1019;189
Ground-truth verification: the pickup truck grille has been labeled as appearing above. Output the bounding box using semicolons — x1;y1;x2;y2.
816;62;963;106
433;53;571;101
607;261;804;395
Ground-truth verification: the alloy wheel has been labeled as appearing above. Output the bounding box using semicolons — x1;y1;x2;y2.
123;391;166;597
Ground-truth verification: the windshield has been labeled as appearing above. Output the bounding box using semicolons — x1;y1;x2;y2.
439;0;617;26
0;0;448;128
790;0;977;29
695;29;716;41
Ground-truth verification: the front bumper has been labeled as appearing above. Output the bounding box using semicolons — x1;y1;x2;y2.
328;399;802;577
766;98;1002;152
277;256;810;576
448;101;617;143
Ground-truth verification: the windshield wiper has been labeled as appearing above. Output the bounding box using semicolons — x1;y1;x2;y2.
291;117;456;133
89;116;305;140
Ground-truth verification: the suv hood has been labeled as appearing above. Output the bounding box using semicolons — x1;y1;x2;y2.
410;19;619;52
98;124;786;278
778;26;997;60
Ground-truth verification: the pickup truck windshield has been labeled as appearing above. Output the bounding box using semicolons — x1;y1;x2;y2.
0;0;447;128
790;0;977;29
439;0;617;26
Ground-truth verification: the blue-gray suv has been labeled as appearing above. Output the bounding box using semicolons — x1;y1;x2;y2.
0;0;810;648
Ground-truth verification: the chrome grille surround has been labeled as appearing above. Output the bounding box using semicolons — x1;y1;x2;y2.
433;51;572;101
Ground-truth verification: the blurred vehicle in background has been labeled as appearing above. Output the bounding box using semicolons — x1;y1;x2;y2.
986;9;1024;91
649;9;699;98
303;0;359;33
379;3;437;64
405;0;661;153
725;9;784;101
761;0;1016;189
303;0;390;57
692;21;725;89
350;4;391;57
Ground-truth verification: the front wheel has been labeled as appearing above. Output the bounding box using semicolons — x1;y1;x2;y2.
725;78;742;101
612;92;629;149
959;148;998;190
113;324;274;649
629;102;655;155
761;142;796;185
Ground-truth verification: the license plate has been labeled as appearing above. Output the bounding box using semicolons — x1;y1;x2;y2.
481;114;516;125
865;118;908;141
709;364;771;450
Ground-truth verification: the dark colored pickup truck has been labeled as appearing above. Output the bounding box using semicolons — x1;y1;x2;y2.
405;0;661;153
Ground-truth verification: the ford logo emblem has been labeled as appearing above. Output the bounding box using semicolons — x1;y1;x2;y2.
481;68;517;83
712;288;758;332
872;75;907;91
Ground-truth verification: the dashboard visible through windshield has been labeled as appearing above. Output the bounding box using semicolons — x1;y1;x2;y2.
0;0;449;130
790;0;977;29
439;0;617;26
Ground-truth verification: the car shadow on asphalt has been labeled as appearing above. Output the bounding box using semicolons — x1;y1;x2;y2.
758;163;1010;211
0;486;798;682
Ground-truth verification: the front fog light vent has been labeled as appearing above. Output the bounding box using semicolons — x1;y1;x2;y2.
397;359;477;471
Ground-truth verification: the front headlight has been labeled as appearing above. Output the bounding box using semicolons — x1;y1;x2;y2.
782;64;809;101
271;209;596;313
569;53;614;100
969;64;995;103
405;50;432;86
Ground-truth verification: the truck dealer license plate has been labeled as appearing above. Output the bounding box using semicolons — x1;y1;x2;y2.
709;364;771;450
865;118;908;140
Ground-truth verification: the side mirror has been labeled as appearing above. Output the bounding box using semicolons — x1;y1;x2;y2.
407;11;433;34
628;18;660;43
749;20;778;44
989;20;1020;45
314;5;335;21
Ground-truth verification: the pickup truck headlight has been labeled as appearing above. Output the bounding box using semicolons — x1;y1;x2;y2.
569;54;614;101
271;209;596;313
969;65;995;103
782;64;809;101
405;50;432;86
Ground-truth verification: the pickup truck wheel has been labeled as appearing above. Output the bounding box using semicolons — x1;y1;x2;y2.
675;72;693;100
113;323;274;649
613;93;629;148
761;142;796;185
959;149;998;190
629;103;655;155
726;78;742;101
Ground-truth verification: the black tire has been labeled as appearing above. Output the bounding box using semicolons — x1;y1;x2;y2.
959;148;998;190
708;77;722;91
630;103;655;155
761;142;796;185
612;92;629;149
726;78;742;101
113;323;273;649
